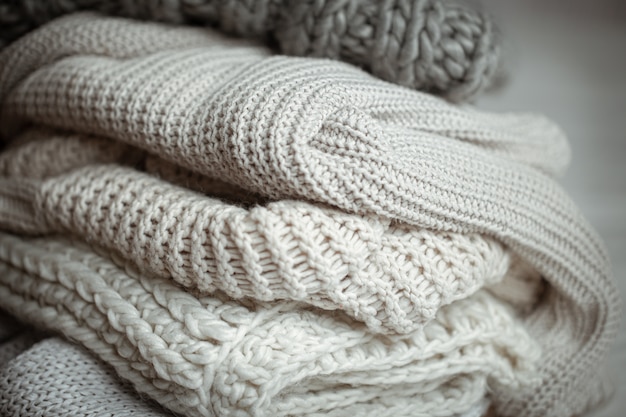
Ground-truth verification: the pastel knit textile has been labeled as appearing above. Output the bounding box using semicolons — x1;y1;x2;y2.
0;13;620;417
0;133;520;334
0;329;494;417
0;0;502;101
0;127;546;329
0;233;533;417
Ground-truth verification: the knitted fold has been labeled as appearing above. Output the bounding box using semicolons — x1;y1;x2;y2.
0;334;493;417
0;1;503;101
0;14;620;417
0;159;515;335
0;232;537;417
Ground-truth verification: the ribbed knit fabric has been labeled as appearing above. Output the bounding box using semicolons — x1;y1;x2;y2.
0;233;536;417
0;158;520;335
0;127;143;179
0;13;620;417
0;127;546;325
0;1;502;101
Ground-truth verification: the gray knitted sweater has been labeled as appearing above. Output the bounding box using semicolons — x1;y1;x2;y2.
0;0;503;101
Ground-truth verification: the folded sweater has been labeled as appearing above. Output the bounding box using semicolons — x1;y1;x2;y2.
0;13;620;417
0;0;502;101
2;335;497;417
0;127;544;331
0;129;524;335
0;233;537;417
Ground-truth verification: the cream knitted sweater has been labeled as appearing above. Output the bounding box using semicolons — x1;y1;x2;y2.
0;129;530;335
0;13;620;417
0;332;493;417
0;233;537;417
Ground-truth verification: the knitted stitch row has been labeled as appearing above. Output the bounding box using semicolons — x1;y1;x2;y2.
0;14;620;416
0;233;538;417
0;127;267;205
0;158;513;335
0;1;503;101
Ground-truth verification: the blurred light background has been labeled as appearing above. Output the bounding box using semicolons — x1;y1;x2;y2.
476;2;626;415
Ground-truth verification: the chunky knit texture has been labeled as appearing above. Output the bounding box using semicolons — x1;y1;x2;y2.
0;331;490;417
0;312;496;417
0;127;143;179
0;1;502;101
0;233;537;417
0;127;546;329
0;14;620;417
0;157;519;334
0;333;493;417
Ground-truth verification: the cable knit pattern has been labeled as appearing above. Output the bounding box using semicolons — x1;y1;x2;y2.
0;233;538;417
0;1;502;101
0;14;620;417
0;335;493;417
0;162;512;335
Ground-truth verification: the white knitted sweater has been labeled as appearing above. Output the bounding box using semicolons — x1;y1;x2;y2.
0;13;620;417
0;129;529;335
0;233;537;417
0;332;493;417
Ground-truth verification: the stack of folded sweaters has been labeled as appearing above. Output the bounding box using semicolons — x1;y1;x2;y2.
0;2;620;417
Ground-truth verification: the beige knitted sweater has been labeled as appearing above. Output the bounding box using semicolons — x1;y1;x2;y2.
0;13;620;417
0;327;494;417
0;128;534;335
0;233;537;417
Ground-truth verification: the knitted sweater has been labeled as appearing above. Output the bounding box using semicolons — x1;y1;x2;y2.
0;233;537;417
0;13;620;417
0;130;530;335
0;0;502;101
2;335;498;417
0;127;545;332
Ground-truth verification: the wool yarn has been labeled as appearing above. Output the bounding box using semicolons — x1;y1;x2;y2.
0;127;266;205
0;129;541;336
0;13;620;417
0;232;538;417
0;0;502;101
